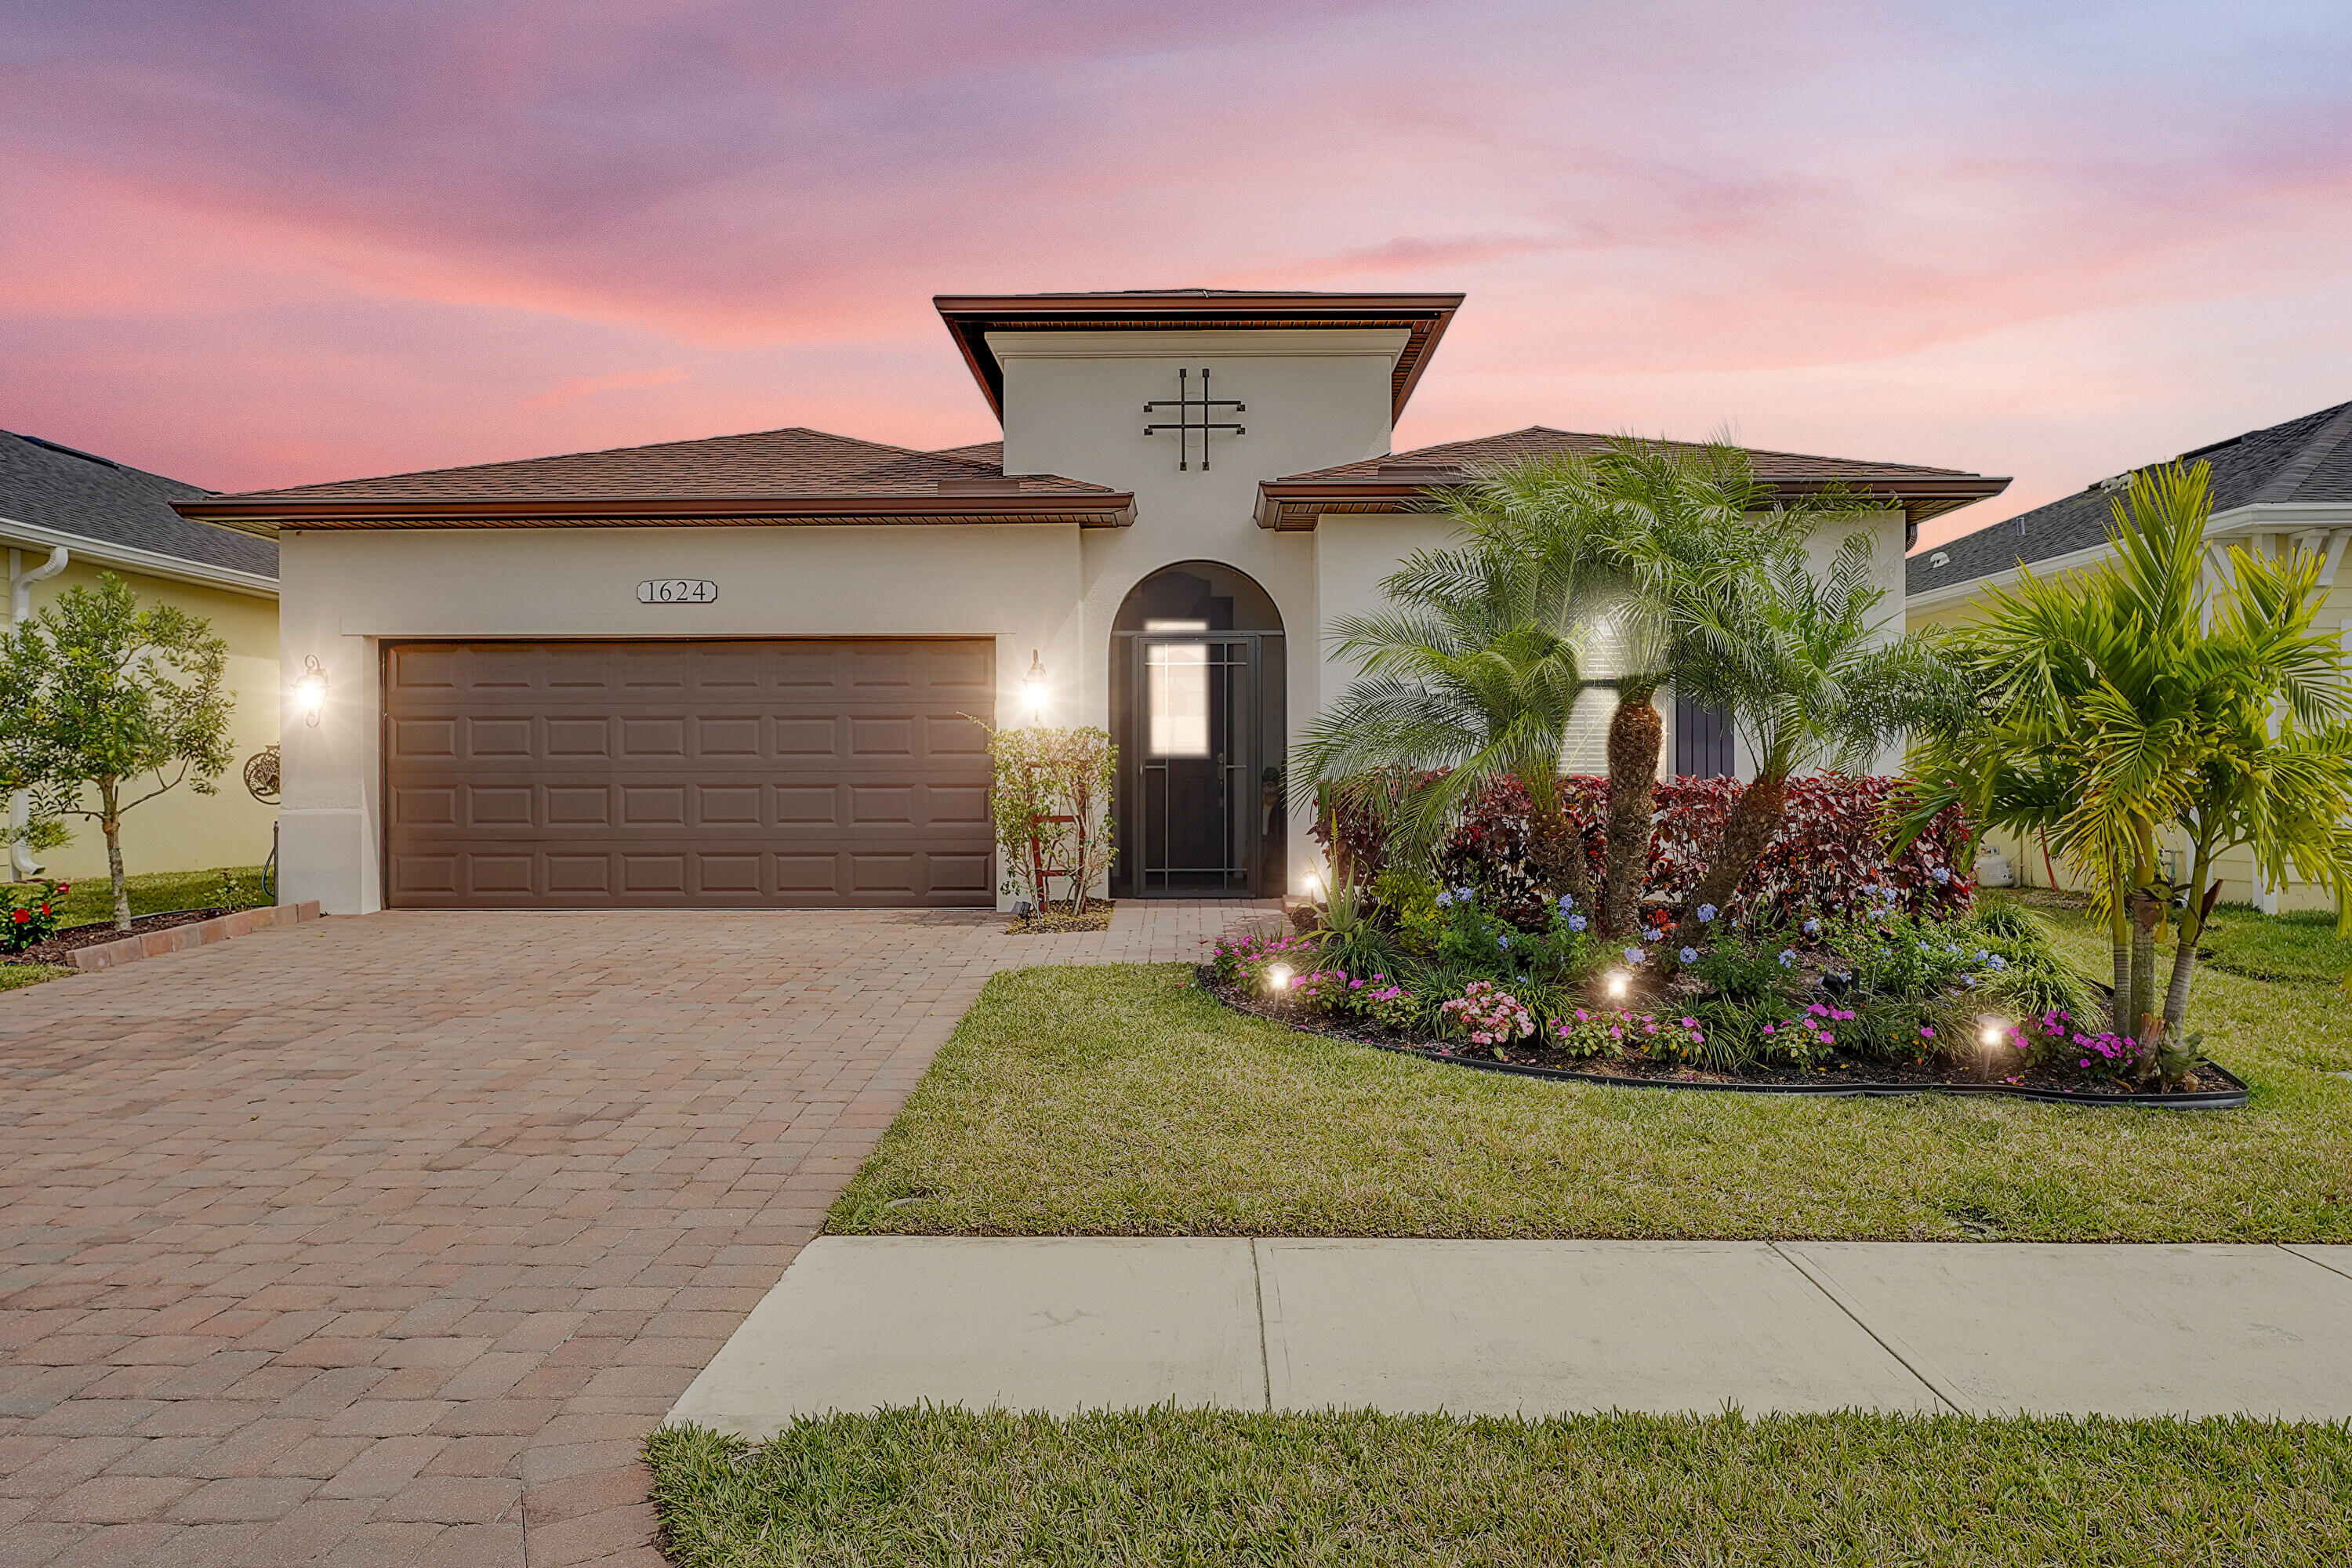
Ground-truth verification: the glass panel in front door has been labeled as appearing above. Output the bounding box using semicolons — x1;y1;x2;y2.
1139;638;1254;894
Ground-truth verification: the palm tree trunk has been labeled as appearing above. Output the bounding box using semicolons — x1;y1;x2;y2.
2107;866;2131;1038
1664;771;1788;963
2161;837;2218;1040
1602;685;1661;938
1530;797;1593;912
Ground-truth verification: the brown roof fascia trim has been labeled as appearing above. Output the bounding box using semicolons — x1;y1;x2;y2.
176;492;1134;537
1254;474;2011;535
935;292;1465;423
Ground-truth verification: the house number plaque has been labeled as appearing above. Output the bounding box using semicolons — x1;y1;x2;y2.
636;579;718;604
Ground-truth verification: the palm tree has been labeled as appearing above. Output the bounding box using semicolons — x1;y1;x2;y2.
1428;440;1828;935
1294;528;1600;904
1903;462;2352;1060
1664;529;1941;961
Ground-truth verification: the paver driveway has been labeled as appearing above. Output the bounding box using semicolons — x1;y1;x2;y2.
0;904;1265;1567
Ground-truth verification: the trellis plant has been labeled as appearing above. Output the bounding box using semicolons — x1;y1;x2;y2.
980;720;1116;915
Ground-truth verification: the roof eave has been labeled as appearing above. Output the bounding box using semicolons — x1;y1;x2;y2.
934;292;1465;426
173;492;1136;533
0;514;279;598
1257;474;2011;536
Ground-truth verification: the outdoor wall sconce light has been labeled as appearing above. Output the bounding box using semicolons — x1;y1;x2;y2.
1022;649;1048;723
292;655;328;728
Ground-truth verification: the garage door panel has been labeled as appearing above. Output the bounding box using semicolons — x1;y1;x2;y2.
695;716;763;757
467;717;533;758
385;639;993;908
465;786;534;828
545;718;611;757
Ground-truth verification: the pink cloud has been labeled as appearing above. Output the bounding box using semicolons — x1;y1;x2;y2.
2;0;2348;537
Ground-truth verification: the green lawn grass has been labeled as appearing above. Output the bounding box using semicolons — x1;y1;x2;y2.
2201;903;2352;986
47;864;270;928
830;901;2352;1242
647;1410;2352;1567
0;963;71;993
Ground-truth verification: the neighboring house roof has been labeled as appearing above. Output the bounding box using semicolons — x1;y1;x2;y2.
1908;399;2352;598
1;429;278;592
1256;426;2009;537
934;289;1464;423
179;426;1134;536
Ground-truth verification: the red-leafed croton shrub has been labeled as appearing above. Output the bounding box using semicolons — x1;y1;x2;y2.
1312;773;1971;931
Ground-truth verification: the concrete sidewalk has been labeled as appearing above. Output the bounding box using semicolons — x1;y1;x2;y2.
670;1237;2352;1435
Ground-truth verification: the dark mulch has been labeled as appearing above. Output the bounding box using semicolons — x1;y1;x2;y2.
2;907;229;965
1007;903;1115;935
1203;972;2241;1102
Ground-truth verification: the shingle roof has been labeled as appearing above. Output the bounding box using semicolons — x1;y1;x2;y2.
930;441;1005;468
212;426;1111;503
1258;426;2007;533
0;430;277;579
1908;399;2352;597
1282;426;1985;484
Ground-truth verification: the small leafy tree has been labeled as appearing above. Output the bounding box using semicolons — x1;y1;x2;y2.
0;573;234;930
982;721;1117;913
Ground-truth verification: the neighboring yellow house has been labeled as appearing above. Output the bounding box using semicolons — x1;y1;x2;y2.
1907;400;2352;913
3;429;280;884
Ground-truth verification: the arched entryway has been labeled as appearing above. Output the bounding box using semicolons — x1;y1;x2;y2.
1110;562;1287;898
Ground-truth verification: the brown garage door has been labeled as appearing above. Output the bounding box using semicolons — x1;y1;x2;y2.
383;640;995;908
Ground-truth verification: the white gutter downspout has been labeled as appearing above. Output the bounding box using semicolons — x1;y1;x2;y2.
7;535;71;879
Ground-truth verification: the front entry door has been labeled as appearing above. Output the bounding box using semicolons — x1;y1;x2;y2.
1133;634;1258;895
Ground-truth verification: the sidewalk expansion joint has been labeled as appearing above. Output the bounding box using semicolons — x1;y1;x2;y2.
1768;1242;1964;1414
1250;1238;1272;1411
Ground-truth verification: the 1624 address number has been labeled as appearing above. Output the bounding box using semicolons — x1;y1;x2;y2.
637;579;718;604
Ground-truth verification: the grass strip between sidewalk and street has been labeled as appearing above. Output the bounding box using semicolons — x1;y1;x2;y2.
648;1408;2352;1567
829;902;2352;1243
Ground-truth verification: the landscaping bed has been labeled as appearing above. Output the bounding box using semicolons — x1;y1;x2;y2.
1008;900;1114;935
4;906;229;964
1204;967;2247;1105
648;1408;2352;1567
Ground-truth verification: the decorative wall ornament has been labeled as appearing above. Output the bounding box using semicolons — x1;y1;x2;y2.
1142;368;1245;471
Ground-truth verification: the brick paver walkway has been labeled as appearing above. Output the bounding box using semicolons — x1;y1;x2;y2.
0;902;1275;1567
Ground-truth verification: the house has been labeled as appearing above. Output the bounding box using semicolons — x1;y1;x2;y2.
177;289;2005;914
2;430;281;883
1907;399;2352;911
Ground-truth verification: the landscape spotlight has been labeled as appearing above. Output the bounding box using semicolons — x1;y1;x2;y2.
1265;964;1293;994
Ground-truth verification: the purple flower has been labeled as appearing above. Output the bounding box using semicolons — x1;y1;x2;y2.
1802;918;1821;937
1696;904;1717;925
1777;949;1796;967
1435;891;1453;909
1679;946;1698;964
1624;947;1647;965
1933;866;1952;884
1567;914;1588;932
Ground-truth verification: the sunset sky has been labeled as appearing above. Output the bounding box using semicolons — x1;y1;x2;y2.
6;1;2349;550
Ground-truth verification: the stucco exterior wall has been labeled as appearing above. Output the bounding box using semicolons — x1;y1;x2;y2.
13;557;279;883
277;523;1085;913
996;328;1403;887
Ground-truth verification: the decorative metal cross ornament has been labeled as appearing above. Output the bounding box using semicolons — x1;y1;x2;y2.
1142;368;1244;471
